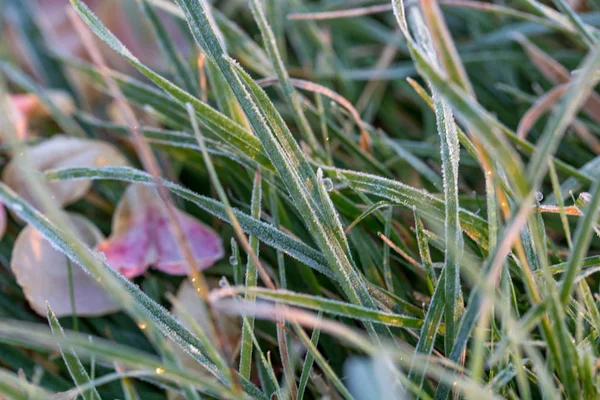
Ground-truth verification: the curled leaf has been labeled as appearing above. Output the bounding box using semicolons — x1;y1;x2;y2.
96;184;224;278
11;213;120;317
3;135;129;209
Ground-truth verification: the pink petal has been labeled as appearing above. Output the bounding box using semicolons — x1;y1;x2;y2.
97;184;223;277
154;210;224;275
95;220;153;279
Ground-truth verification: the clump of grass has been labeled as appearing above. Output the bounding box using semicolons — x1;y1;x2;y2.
0;0;599;399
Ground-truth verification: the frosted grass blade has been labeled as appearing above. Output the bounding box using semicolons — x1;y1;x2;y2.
46;165;334;280
47;305;101;400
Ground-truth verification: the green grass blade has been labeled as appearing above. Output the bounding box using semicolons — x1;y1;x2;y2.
559;181;600;303
292;321;355;400
46;165;334;279
408;269;445;388
248;0;319;150
3;0;75;95
393;0;529;197
406;3;464;357
239;170;262;379
63;4;270;167
205;59;249;127
47;305;101;400
137;0;199;94
0;180;265;400
414;210;436;295
332;167;488;248
226;51;390;339
386;139;442;190
0;368;49;400
552;0;598;46
223;287;422;329
0;321;247;399
296;315;321;400
146;0;273;76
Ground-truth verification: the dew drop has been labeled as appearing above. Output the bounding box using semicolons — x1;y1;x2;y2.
322;178;333;192
229;255;238;266
138;323;147;330
219;276;228;288
12;204;23;213
536;192;543;202
155;367;164;374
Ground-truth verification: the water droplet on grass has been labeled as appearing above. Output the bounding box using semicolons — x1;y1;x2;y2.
536;192;543;202
229;255;238;266
323;178;333;192
579;192;591;203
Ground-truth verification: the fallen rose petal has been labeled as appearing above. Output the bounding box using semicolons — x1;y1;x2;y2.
11;213;120;317
154;211;225;275
3;135;129;209
97;184;223;278
95;222;154;279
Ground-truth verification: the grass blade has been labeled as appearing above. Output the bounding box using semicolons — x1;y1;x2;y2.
215;286;423;329
137;0;199;94
239;170;262;379
296;315;321;400
47;305;101;400
47;165;334;279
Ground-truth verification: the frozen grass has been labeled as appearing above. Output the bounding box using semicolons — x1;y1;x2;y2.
0;0;600;399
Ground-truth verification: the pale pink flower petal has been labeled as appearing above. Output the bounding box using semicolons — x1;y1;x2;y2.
96;184;223;277
95;182;155;278
3;135;129;210
154;210;225;275
10;213;120;317
95;227;153;279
